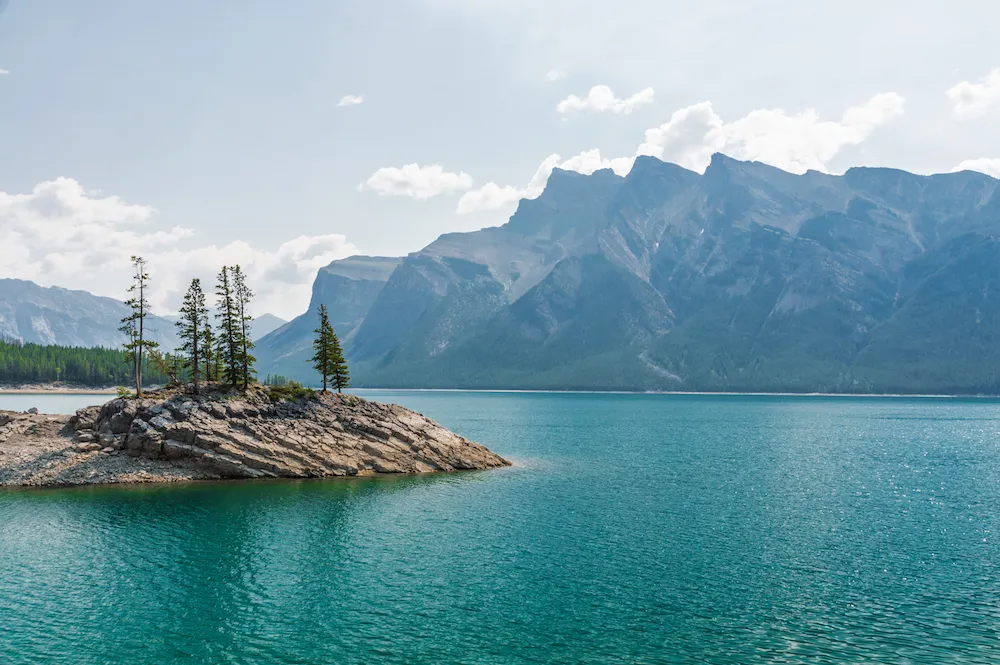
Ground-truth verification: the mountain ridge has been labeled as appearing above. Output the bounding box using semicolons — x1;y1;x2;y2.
0;279;180;349
259;154;1000;392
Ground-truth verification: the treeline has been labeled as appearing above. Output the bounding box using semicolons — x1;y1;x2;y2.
0;256;352;394
126;257;349;396
0;338;171;386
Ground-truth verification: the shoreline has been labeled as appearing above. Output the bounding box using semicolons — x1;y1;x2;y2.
0;387;510;488
2;385;998;400
353;388;1000;399
0;388;117;395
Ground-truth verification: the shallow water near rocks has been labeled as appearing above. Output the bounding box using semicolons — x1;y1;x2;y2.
2;391;1000;664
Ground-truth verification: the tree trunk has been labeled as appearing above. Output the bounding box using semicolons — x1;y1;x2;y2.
137;280;144;398
192;318;200;395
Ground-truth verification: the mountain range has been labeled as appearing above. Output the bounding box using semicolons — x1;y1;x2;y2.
0;280;286;352
257;153;1000;394
0;279;181;349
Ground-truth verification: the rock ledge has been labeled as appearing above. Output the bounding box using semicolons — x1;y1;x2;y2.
0;388;509;487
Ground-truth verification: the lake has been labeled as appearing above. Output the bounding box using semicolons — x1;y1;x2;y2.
2;391;1000;664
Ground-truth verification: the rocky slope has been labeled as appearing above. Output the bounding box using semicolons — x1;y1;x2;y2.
0;388;509;487
257;155;1000;393
0;278;180;349
255;256;400;379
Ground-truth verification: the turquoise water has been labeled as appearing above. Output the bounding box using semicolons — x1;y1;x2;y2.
2;391;1000;664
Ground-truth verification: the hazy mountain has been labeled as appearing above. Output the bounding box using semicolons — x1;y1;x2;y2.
251;313;286;340
0;279;180;349
255;256;400;378
257;155;1000;393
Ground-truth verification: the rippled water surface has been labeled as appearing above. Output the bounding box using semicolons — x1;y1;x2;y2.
2;391;1000;664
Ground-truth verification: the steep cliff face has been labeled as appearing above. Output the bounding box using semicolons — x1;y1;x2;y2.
255;256;399;379
262;155;1000;393
349;168;626;365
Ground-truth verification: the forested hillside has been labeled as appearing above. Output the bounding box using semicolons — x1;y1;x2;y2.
0;339;170;387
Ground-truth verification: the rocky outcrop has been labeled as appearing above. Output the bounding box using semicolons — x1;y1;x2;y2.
0;388;509;487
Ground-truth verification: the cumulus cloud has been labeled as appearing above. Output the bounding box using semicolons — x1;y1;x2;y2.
457;155;562;213
0;178;358;319
459;92;905;213
457;150;639;214
947;68;1000;119
952;158;1000;178
556;84;655;116
360;163;473;199
636;92;906;174
545;69;566;82
337;94;365;107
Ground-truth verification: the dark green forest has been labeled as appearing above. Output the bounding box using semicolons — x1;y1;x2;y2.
0;339;171;387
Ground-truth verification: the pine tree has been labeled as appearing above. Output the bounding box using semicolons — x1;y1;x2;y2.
231;265;256;391
330;327;350;394
118;256;159;397
176;278;208;394
215;266;240;387
311;304;336;393
201;308;217;383
214;333;227;385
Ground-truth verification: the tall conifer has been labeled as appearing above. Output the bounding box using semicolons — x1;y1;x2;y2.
311;305;335;393
201;303;217;382
231;265;256;391
176;278;208;394
330;328;350;394
215;266;240;387
118;256;159;397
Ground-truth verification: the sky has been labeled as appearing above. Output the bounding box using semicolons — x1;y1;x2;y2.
0;0;998;319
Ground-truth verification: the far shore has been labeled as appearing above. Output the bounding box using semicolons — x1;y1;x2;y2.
354;388;1000;399
0;385;118;395
1;384;998;400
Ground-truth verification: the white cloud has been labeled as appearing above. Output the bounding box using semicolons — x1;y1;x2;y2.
458;155;561;213
947;68;1000;119
337;94;365;107
457;151;638;214
639;92;906;174
952;158;1000;178
360;163;473;199
0;69;8;76
545;69;566;82
0;178;358;319
459;92;905;213
634;101;723;171
556;84;655;116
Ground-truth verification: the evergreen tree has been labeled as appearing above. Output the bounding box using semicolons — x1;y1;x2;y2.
215;266;241;387
311;305;336;393
118;256;159;397
201;309;217;383
231;265;256;391
0;338;171;387
330;326;350;394
214;333;227;385
176;278;208;394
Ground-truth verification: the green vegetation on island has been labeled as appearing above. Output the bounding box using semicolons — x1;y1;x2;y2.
311;304;350;394
109;257;350;399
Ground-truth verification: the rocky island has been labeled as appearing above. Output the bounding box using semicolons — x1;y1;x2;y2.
0;387;510;487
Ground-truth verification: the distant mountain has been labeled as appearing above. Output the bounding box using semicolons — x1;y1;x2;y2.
251;313;286;340
0;279;180;349
257;155;1000;393
255;256;400;379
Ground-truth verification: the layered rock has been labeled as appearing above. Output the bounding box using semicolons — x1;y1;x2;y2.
0;388;509;487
